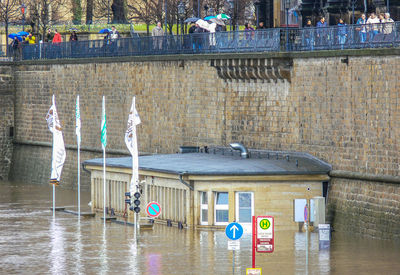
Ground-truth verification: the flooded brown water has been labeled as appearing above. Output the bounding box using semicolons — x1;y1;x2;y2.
1;182;399;275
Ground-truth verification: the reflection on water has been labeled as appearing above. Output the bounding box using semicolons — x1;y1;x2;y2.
0;182;399;274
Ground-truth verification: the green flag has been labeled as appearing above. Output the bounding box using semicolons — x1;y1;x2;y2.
101;96;107;149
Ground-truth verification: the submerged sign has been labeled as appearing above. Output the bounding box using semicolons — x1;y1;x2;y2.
256;216;274;253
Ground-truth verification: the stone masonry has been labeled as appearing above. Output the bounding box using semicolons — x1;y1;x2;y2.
2;49;400;238
0;66;14;181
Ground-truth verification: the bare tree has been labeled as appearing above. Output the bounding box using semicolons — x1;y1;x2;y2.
28;0;69;40
0;0;21;47
127;0;160;34
94;0;127;23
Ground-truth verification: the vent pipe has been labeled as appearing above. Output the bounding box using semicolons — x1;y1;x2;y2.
229;143;249;159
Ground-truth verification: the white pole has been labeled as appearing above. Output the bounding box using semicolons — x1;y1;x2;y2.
78;142;80;217
53;184;55;218
103;148;106;225
52;95;56;218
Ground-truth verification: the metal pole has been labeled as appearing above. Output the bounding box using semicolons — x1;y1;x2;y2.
103;148;106;225
197;0;200;18
232;250;235;274
107;0;110;24
165;0;168;34
352;1;355;24
256;6;259;27
252;215;256;268
286;5;289;51
305;203;309;275
387;0;389;12
53;185;55;218
78;138;80;217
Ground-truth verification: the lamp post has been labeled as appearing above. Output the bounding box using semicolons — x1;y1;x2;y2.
351;0;356;24
254;1;260;27
178;1;185;35
387;0;389;13
227;0;234;31
20;4;26;31
107;0;110;24
284;0;290;51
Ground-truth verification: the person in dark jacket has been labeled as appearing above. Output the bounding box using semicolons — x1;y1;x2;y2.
303;19;314;50
69;31;78;41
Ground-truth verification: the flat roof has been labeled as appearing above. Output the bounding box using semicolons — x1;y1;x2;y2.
83;149;331;176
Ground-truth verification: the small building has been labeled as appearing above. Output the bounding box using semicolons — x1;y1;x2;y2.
83;145;331;230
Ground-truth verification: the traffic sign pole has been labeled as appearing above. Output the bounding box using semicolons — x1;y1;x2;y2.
252;216;256;268
225;222;243;274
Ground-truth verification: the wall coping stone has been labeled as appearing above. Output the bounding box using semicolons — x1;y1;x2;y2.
1;48;399;66
330;170;400;184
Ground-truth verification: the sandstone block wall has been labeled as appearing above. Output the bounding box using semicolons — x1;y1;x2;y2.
4;51;400;238
327;178;400;239
0;66;14;180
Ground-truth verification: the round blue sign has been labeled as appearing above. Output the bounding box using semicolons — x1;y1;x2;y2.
225;222;243;240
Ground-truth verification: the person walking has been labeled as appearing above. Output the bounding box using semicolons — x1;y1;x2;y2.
383;13;394;41
52;29;62;58
69;31;78;41
303;19;314;50
152;22;165;50
25;33;36;44
11;37;21;61
52;29;62;43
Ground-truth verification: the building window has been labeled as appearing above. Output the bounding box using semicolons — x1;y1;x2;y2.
235;192;254;224
200;192;208;225
215;192;229;225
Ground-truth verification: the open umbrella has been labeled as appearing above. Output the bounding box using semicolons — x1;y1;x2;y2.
99;28;111;34
184;17;200;23
8;33;22;41
17;31;29;36
216;14;230;20
204;16;216;21
210;17;225;26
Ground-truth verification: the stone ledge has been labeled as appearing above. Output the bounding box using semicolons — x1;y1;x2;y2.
329;170;400;184
1;48;399;66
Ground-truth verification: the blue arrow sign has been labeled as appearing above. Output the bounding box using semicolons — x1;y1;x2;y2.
225;222;243;240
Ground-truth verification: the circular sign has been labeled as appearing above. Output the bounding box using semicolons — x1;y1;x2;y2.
259;219;271;230
225;222;243;240
146;201;161;218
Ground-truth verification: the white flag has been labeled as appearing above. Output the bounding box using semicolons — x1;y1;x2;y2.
125;97;141;193
46;95;66;186
76;95;81;145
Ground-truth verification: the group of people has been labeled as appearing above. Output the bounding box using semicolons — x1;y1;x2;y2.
303;13;395;50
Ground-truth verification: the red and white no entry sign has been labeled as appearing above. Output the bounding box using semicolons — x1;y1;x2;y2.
146;201;161;218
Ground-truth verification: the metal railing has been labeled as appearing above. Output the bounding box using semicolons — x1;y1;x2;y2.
5;21;400;61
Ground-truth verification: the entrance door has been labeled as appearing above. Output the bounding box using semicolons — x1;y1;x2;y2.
236;192;254;232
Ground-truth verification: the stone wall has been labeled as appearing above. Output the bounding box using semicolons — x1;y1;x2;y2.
0;66;14;180
4;49;400;238
327;177;400;240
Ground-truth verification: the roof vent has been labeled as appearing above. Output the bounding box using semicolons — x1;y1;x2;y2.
179;146;200;154
229;143;249;159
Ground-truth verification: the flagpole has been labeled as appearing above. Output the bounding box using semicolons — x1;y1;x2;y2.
76;95;81;217
101;96;107;226
78;138;80;217
52;95;56;218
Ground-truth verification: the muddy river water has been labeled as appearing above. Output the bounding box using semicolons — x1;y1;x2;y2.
0;182;399;274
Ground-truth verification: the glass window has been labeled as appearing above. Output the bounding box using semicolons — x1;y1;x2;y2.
216;192;228;205
236;192;254;225
215;192;229;225
200;192;208;225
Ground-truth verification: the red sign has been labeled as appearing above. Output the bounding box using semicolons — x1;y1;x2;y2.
146;201;161;218
252;216;275;267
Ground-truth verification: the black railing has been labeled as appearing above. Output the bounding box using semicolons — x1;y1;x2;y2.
6;22;400;61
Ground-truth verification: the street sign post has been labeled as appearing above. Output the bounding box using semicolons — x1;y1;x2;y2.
225;222;243;274
146;201;161;218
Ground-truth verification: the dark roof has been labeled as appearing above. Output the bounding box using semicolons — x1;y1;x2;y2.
83;150;331;176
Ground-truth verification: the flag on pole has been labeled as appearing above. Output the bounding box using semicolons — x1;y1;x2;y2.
76;95;81;145
125;97;141;194
46;95;66;186
101;96;107;149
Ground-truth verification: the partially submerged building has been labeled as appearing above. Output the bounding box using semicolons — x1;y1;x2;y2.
83;145;331;230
